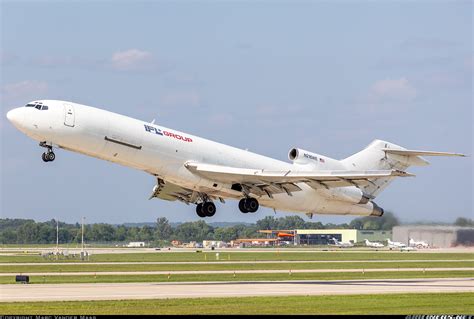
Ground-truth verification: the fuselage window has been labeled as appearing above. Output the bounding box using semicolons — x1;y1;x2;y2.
35;105;42;110
25;103;36;107
41;105;48;110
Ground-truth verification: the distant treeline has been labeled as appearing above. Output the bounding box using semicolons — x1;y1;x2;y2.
0;213;405;245
3;213;470;246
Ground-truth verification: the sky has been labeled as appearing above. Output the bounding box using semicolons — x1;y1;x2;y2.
1;1;472;225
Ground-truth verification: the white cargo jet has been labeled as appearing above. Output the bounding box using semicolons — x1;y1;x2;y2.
387;239;407;249
329;238;354;248
364;239;385;248
6;100;466;218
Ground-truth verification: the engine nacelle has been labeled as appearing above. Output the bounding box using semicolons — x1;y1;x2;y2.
370;202;384;217
288;148;324;166
317;186;371;205
289;147;346;170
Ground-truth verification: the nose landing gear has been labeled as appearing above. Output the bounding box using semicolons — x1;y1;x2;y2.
40;142;55;162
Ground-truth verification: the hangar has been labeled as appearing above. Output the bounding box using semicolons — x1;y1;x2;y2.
392;225;474;248
294;229;391;245
258;229;391;245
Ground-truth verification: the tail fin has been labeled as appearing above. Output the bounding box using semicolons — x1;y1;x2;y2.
341;139;465;198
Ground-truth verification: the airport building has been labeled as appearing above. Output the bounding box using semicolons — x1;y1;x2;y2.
257;229;391;245
392;225;474;248
294;229;391;245
126;241;146;247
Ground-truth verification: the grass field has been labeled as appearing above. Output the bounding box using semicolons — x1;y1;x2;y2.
1;251;472;263
1;292;472;314
1;260;472;273
0;270;472;284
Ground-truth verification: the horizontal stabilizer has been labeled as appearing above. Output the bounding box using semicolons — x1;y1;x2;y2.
382;149;466;157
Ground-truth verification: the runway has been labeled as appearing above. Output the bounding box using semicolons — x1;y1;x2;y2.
1;259;472;266
1;278;472;302
0;267;471;276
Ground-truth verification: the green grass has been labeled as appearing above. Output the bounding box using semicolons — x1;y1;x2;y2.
1;251;472;263
1;292;472;314
1;270;472;284
1;260;472;273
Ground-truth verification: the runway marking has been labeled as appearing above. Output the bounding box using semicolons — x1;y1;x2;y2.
1;278;472;302
0;267;472;276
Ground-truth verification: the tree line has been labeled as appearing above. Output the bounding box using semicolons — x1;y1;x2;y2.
0;213;405;245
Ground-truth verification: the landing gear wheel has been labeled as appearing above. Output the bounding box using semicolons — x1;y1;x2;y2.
239;199;249;213
245;198;259;213
196;203;206;218
47;152;55;162
40;142;55;162
202;202;216;217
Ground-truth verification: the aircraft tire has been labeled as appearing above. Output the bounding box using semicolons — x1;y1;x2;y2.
47;152;56;161
202;202;216;217
196;203;206;218
245;198;259;213
238;199;249;213
42;152;49;162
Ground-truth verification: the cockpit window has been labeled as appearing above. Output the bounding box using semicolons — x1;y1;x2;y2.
25;102;48;110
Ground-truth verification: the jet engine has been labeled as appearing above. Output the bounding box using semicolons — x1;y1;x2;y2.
288;148;323;166
288;147;344;169
317;186;371;205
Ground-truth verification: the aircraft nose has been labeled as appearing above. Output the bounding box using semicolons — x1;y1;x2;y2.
6;108;24;127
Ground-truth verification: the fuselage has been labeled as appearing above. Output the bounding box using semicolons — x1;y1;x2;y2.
6;100;381;217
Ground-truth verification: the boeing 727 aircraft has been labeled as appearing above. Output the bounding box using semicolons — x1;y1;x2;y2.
6;100;466;218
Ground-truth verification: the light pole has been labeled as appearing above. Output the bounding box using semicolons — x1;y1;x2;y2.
81;217;85;260
56;219;59;253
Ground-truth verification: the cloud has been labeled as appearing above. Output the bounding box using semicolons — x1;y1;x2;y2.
110;49;156;71
400;38;458;50
30;55;102;69
0;51;19;66
1;80;49;106
160;90;202;108
368;77;417;102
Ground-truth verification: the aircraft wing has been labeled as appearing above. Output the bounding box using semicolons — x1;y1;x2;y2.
185;162;413;197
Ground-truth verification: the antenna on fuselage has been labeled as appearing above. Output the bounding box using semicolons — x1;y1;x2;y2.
151;119;155;124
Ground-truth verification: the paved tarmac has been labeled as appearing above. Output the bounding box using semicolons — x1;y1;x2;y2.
1;278;472;302
1;247;473;255
1;267;472;276
1;259;472;266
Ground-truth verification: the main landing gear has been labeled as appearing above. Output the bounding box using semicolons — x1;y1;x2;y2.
239;198;259;213
195;197;259;218
196;202;216;218
40;142;55;162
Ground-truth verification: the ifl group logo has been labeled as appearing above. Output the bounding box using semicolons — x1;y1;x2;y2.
144;124;193;143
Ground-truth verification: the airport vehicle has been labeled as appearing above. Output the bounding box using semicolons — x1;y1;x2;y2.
329;238;354;248
6;100;466;218
409;238;430;248
365;239;385;248
387;239;407;249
